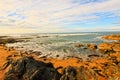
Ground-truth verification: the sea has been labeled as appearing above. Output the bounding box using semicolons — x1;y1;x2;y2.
6;31;120;59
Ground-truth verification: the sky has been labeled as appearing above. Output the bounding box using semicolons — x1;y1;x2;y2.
0;0;120;34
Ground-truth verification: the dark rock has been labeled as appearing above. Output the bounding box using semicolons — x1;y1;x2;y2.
56;54;60;57
43;58;47;61
77;66;98;80
88;54;100;58
4;56;61;80
0;38;23;44
4;74;19;80
82;47;88;49
34;51;42;56
60;66;77;80
1;62;11;70
56;66;63;70
6;55;12;60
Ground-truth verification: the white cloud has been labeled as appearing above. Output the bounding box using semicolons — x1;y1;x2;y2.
0;0;120;34
0;27;36;34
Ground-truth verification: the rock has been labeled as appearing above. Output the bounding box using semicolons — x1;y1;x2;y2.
4;56;61;80
102;34;120;41
74;43;97;50
34;51;42;56
56;54;60;57
98;42;120;53
98;43;112;51
0;38;24;44
6;55;12;60
88;44;97;50
88;54;100;58
56;66;63;70
77;66;98;80
112;43;120;52
98;43;113;53
82;47;88;49
84;43;97;50
60;66;77;80
1;62;10;70
4;74;18;80
74;43;83;47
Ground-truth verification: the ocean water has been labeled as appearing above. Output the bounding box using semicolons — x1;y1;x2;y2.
6;32;120;58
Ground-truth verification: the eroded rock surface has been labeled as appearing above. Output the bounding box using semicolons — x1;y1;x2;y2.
98;42;120;53
4;56;61;80
2;52;120;80
102;34;120;41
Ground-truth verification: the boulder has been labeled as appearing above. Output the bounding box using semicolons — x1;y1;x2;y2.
4;56;61;80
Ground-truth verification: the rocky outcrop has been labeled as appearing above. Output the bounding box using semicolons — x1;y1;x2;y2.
99;34;120;54
74;43;97;50
98;42;120;53
0;38;28;45
4;56;61;80
1;50;120;80
98;43;113;53
1;34;120;80
112;43;120;52
102;34;120;41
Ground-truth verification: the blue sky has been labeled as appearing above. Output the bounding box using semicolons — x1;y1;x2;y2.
0;0;120;34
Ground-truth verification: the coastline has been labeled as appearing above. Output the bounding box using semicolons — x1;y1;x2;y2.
0;34;120;80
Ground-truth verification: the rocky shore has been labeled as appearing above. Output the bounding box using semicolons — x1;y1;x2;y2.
0;36;31;45
102;34;120;41
0;34;120;80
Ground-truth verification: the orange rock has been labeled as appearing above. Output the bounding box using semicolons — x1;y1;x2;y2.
98;76;106;80
0;45;120;80
98;42;120;53
98;43;113;52
89;44;97;50
112;43;120;52
102;34;120;40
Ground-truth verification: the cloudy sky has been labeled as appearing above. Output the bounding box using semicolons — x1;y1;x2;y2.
0;0;120;34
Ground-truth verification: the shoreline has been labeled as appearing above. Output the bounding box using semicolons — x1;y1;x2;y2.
0;34;120;80
3;33;119;60
0;45;120;79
